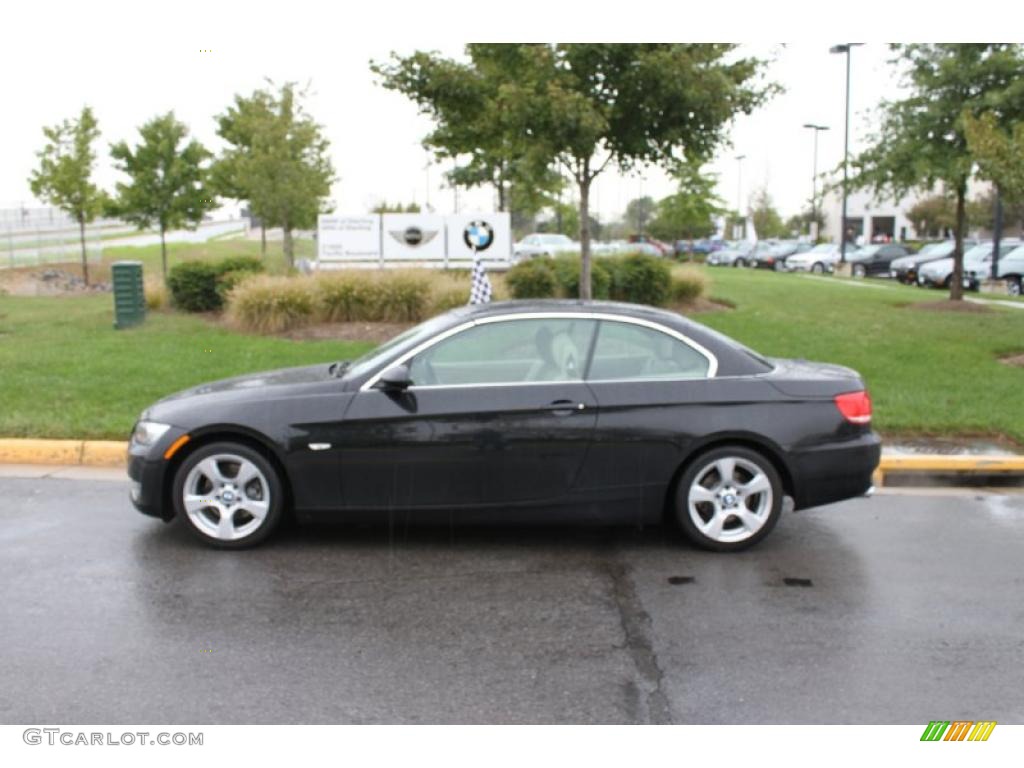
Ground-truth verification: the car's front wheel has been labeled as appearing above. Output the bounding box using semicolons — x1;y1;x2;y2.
674;446;783;552
734;258;747;268
811;262;825;274
852;264;866;278
173;442;285;549
1007;276;1022;296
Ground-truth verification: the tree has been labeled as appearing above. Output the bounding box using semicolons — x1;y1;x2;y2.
28;106;106;285
371;201;421;213
748;188;788;239
211;89;276;256
214;83;335;267
967;189;1024;233
964;112;1024;200
905;194;957;239
377;44;774;298
784;207;826;239
648;162;725;245
372;50;562;217
110;112;216;280
624;196;657;235
850;44;1024;300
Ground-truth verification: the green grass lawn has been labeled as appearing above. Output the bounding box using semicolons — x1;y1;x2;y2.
0;295;370;439
0;263;1022;443
695;268;1024;444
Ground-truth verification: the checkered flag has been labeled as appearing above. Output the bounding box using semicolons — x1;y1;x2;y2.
469;249;492;305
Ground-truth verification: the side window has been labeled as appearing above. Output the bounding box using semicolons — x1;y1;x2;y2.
587;321;710;381
408;318;597;386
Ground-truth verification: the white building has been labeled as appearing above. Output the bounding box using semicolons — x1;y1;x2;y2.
821;188;922;244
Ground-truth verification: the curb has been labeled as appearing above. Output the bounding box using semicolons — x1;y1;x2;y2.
1;439;1023;487
0;439;127;468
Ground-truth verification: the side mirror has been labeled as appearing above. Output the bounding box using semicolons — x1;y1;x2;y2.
377;364;412;391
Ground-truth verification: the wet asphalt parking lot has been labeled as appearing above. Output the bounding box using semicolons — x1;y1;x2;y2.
1;468;1022;724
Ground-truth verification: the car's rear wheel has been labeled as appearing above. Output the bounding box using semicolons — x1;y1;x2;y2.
674;446;783;552
774;260;785;272
852;264;866;278
173;442;284;549
1007;276;1022;296
811;262;825;274
734;258;747;268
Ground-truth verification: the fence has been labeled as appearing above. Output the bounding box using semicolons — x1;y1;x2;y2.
1;207;108;269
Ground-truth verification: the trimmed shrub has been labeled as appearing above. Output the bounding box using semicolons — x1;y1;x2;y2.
168;256;265;312
506;259;558;299
429;281;471;314
167;261;222;312
225;275;317;333
551;255;611;299
607;253;671;306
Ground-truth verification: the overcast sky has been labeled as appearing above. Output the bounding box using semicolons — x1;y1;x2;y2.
2;1;971;226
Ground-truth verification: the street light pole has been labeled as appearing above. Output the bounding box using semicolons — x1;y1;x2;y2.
830;43;862;263
735;154;746;239
802;124;829;241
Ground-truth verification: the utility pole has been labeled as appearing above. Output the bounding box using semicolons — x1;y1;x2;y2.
830;43;862;262
803;123;830;240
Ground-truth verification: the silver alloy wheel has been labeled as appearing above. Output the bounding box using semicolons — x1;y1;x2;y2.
853;264;866;278
774;260;785;271
686;456;773;544
182;453;271;541
811;262;824;273
1009;278;1022;296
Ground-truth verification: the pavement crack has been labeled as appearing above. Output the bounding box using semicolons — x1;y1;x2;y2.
606;561;672;724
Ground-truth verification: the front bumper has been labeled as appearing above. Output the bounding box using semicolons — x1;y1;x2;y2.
126;427;188;521
788;431;882;510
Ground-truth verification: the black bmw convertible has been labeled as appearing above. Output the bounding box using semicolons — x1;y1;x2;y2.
128;300;880;551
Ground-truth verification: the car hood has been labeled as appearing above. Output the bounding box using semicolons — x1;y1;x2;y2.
890;254;920;269
148;364;337;414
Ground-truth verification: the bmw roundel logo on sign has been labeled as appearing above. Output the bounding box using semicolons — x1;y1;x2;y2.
463;220;495;252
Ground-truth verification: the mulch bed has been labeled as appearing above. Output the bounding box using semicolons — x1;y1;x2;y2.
907;299;991;314
1000;353;1024;368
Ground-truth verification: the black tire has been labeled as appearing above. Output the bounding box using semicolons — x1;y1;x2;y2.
852;264;866;278
734;258;747;268
172;441;285;549
674;445;783;552
1007;276;1022;296
811;262;824;274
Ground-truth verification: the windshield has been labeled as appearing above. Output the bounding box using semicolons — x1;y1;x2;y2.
963;243;992;263
808;244;836;254
343;312;461;382
918;242;954;257
856;245;881;256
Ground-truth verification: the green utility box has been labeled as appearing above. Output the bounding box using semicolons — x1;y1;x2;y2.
112;260;146;329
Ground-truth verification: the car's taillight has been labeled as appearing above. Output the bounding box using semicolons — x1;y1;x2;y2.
834;390;872;425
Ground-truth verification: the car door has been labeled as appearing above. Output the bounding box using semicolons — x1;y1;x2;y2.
337;316;598;511
575;318;716;504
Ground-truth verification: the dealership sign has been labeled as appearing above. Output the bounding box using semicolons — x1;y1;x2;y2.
318;213;511;265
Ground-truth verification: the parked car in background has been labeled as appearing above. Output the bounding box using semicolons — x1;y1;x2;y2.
686;238;727;255
706;241;756;267
963;239;1024;292
627;235;673;257
128;300;880;551
752;241;812;271
513;233;578;261
785;243;857;274
889;240;964;285
917;241;1020;288
846;243;910;278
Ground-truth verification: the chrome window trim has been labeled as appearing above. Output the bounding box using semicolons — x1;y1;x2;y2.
359;311;719;392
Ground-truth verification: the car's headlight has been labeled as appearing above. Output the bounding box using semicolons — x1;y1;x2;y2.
131;421;171;447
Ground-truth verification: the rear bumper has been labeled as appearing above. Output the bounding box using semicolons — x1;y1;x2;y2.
789;431;882;510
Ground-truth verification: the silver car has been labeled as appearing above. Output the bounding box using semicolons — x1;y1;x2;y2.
963;240;1024;294
785;243;857;273
917;241;1019;288
513;233;578;261
706;241;755;267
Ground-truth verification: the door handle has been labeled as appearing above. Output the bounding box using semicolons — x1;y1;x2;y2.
543;399;586;415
